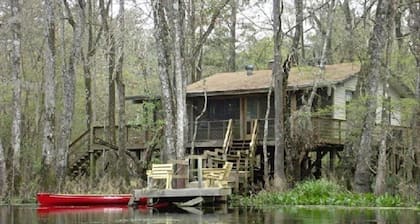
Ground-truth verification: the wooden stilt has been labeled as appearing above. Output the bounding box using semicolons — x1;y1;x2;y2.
314;151;322;179
329;150;336;176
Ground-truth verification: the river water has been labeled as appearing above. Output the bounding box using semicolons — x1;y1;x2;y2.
0;204;419;223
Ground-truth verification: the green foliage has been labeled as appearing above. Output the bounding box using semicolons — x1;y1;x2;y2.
375;194;402;207
236;37;274;70
233;180;407;207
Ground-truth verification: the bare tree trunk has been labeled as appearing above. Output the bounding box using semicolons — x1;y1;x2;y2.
319;0;335;69
292;0;304;63
187;0;196;83
272;0;287;190
58;0;85;190
263;83;273;186
342;0;354;62
228;0;236;71
107;39;116;147
375;97;390;195
41;0;56;191
189;0;230;82
116;0;129;183
81;0;98;154
407;0;420;200
191;90;207;154
10;0;22;194
354;0;394;193
173;0;187;159
0;139;7;199
375;1;396;195
152;0;176;161
99;0;116;147
98;0;118;176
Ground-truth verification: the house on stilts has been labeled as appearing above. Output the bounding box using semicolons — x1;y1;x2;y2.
184;62;411;183
67;62;412;191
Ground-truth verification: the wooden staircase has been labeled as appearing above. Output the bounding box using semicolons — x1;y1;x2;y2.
68;137;119;178
230;139;251;152
67;127;126;178
69;149;105;178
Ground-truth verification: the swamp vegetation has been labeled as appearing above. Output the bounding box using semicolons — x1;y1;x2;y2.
233;179;420;208
0;0;419;207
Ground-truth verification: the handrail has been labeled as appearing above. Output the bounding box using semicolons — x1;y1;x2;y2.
69;129;90;148
249;119;258;183
249;119;258;158
222;119;233;154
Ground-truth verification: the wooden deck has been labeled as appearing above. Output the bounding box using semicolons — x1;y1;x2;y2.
131;187;231;205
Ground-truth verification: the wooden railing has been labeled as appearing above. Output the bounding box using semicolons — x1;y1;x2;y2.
188;118;358;145
222;119;233;153
188;119;241;142
68;129;91;169
68;125;151;169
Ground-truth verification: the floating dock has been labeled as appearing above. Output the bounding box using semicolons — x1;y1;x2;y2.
131;187;231;206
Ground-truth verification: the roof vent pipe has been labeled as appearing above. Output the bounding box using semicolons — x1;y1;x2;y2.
245;65;254;76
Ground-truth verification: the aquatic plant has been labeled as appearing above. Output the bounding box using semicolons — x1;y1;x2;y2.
232;179;407;207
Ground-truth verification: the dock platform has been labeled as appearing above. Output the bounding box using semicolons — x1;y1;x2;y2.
131;187;231;206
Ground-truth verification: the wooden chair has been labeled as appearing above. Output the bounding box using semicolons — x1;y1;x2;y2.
202;162;233;188
146;163;174;189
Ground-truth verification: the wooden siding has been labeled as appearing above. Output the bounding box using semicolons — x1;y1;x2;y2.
333;76;357;120
333;76;403;126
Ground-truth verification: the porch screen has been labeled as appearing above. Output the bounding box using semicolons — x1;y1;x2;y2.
208;98;240;120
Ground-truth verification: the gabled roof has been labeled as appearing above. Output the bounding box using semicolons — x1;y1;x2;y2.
187;63;361;96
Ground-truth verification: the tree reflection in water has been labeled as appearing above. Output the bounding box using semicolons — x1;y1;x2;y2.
0;205;419;224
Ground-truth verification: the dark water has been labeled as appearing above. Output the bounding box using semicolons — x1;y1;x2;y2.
0;204;419;224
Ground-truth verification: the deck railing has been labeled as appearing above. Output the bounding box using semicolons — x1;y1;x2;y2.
68;125;151;168
188;119;241;141
189;117;408;146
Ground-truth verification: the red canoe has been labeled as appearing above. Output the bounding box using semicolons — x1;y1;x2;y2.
37;193;134;206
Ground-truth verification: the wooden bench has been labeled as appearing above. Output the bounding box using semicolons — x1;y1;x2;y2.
146;163;174;189
202;162;233;188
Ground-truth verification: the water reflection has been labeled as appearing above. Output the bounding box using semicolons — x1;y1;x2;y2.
0;204;419;224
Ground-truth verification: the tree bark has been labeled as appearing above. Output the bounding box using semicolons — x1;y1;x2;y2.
99;0;116;147
10;0;22;194
354;0;394;193
263;82;273;186
0;139;6;199
116;0;129;183
81;0;99;155
58;0;85;190
228;0;236;71
292;0;304;64
41;0;57;192
375;1;396;195
374;96;390;195
152;0;176;161
173;0;187;159
342;0;354;62
187;0;196;83
272;0;287;190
